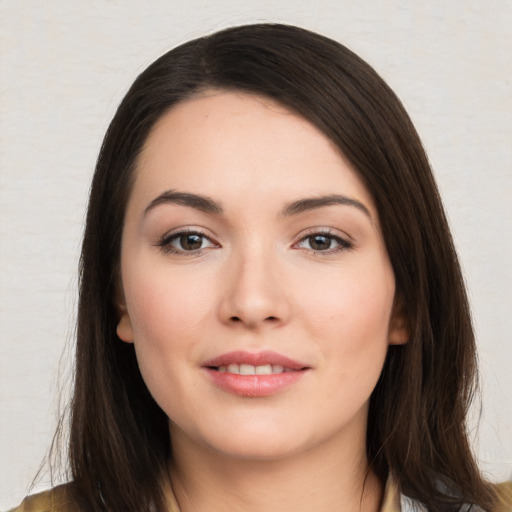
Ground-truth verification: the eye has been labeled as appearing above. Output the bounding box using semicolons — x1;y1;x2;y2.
158;230;218;254
296;232;351;253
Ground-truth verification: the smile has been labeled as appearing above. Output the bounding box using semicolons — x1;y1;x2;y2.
215;364;294;375
202;351;310;397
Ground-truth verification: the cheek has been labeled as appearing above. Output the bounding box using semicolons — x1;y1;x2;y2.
302;265;394;336
124;266;212;344
121;267;215;396
122;270;214;417
297;258;395;376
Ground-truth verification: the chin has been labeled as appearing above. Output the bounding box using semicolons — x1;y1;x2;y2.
219;416;346;462
175;416;314;462
209;434;308;462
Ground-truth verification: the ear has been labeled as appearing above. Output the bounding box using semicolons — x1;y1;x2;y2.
388;293;409;345
117;307;134;343
115;286;134;343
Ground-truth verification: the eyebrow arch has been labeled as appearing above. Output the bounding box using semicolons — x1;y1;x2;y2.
282;194;372;220
144;190;223;216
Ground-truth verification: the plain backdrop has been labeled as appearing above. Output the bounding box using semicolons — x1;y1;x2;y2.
1;0;511;508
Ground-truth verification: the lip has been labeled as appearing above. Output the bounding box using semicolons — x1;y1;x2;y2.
203;350;308;369
202;350;310;397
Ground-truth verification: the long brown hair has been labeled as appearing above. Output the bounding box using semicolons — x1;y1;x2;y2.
67;23;498;511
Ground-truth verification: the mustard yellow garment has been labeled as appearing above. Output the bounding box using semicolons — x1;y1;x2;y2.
9;478;395;512
9;477;512;512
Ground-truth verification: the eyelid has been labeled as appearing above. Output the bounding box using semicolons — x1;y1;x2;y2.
156;227;220;255
292;228;353;253
293;226;354;242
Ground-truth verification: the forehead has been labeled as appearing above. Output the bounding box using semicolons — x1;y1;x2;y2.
132;90;375;215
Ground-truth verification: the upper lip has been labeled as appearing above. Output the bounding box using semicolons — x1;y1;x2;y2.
203;350;309;370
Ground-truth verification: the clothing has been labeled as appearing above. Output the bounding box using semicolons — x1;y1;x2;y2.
9;477;512;512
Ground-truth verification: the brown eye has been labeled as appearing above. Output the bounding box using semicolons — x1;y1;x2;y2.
178;233;204;250
296;232;351;253
308;235;333;251
158;231;217;254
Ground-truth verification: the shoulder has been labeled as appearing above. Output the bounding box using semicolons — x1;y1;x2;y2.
399;481;512;512
492;480;512;512
8;484;78;512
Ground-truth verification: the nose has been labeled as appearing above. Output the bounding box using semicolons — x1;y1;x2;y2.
218;248;291;330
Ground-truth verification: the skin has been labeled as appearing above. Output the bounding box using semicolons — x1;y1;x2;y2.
117;90;408;511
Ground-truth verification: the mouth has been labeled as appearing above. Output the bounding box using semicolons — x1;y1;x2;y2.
212;363;297;375
203;350;309;372
202;350;310;397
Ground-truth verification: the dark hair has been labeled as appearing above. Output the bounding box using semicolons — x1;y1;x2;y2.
67;23;497;511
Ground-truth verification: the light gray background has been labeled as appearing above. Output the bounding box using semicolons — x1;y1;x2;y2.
1;0;511;508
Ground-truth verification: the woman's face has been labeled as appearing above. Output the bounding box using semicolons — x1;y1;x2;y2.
117;90;407;461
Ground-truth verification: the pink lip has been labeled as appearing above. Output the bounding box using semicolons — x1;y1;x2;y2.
202;350;310;398
203;350;308;370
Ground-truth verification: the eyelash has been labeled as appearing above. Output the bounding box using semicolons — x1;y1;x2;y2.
156;229;352;255
293;230;352;254
156;229;218;255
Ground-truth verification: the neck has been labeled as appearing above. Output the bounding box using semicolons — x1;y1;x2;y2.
167;428;383;512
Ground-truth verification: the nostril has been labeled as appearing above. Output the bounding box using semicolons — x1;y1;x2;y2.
227;313;282;325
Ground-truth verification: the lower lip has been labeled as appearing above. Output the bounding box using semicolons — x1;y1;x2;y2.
204;368;308;397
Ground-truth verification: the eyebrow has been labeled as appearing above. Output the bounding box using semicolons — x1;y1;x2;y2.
144;190;223;216
281;194;372;220
143;190;371;220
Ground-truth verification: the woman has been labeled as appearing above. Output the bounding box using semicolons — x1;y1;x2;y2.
12;23;511;512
